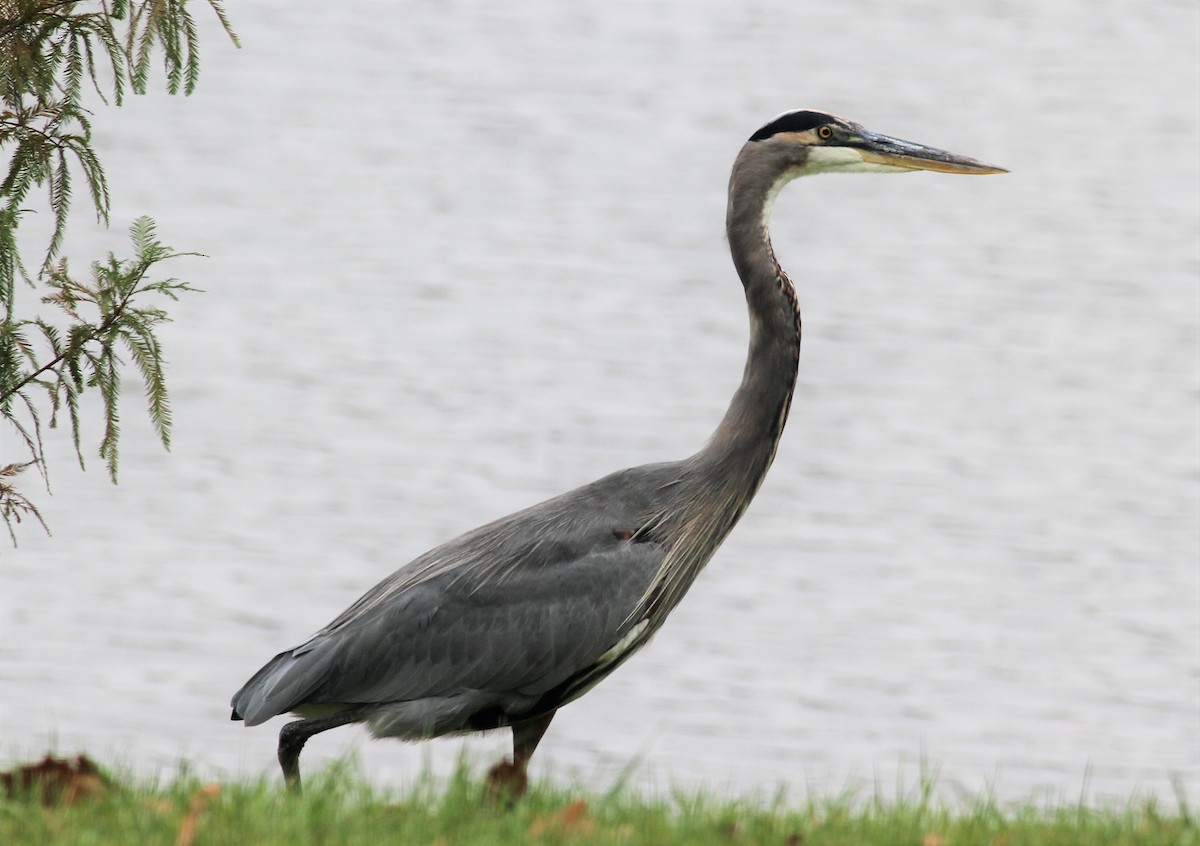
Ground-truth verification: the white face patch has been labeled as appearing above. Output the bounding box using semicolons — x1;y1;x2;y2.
758;142;918;231
802;146;914;175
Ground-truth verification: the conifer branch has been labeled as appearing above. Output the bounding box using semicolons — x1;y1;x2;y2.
0;1;236;542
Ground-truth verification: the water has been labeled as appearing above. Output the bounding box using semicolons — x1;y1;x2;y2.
3;1;1197;805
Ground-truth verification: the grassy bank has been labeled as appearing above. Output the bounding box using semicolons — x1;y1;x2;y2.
1;758;1193;845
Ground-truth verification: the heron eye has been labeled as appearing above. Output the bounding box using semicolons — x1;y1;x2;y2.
817;125;834;140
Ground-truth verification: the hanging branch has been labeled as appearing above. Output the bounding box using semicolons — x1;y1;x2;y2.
0;1;237;542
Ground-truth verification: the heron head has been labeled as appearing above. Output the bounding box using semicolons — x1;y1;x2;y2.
749;110;1007;176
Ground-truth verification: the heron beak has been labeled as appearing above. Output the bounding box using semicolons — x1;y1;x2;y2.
853;129;1007;174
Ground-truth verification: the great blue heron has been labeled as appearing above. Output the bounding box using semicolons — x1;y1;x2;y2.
231;110;1004;795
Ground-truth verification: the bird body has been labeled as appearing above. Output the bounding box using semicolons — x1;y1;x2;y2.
231;110;1004;792
233;462;676;738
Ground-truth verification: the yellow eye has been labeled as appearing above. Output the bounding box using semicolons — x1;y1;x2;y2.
817;125;834;140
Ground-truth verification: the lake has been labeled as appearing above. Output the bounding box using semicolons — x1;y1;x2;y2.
3;0;1197;805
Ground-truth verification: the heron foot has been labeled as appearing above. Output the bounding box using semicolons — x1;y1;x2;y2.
484;710;556;806
484;758;529;807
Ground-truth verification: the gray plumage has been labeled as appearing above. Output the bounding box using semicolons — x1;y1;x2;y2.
234;464;673;736
230;110;1004;793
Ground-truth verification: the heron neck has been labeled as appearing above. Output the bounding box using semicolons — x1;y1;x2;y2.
635;150;803;624
692;152;802;492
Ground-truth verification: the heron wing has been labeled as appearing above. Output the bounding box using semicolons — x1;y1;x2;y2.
231;464;678;727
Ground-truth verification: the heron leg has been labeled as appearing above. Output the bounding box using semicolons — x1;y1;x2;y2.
485;710;556;804
513;710;556;768
278;708;366;795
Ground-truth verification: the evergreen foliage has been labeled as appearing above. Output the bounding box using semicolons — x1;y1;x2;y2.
0;0;237;542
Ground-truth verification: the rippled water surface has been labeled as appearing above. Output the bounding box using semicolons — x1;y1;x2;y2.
3;1;1198;804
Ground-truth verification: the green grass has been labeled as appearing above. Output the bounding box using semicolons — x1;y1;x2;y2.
1;759;1194;846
